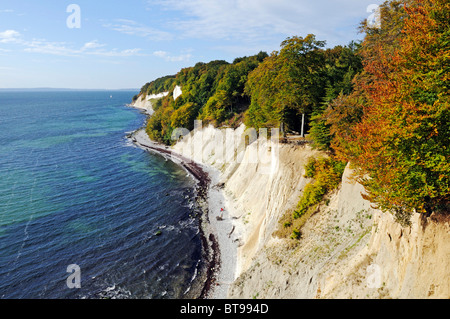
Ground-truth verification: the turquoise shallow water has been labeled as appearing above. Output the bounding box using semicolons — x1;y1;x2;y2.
0;91;202;299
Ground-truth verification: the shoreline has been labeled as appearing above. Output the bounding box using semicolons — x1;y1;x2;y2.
129;128;238;299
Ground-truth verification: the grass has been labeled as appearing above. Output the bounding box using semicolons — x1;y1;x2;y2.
338;227;372;260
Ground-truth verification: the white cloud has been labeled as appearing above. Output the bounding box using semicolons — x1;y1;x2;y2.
153;50;167;58
24;40;78;56
88;48;144;57
153;50;192;62
0;31;144;58
148;0;384;46
82;40;106;51
24;40;144;57
103;19;172;41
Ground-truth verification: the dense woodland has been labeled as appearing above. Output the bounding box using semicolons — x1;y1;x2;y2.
136;0;449;227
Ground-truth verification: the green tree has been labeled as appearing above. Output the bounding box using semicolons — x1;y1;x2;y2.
309;43;363;151
170;102;199;131
142;53;267;143
245;35;327;132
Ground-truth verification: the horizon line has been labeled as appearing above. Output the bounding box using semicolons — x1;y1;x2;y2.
0;87;140;91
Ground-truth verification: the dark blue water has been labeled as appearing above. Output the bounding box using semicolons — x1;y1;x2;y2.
0;91;202;299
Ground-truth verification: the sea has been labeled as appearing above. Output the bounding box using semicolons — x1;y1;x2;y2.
0;90;203;299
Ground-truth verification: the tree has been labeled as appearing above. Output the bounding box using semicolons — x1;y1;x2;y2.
200;53;266;125
245;35;327;132
170;102;199;131
329;0;450;224
309;43;363;151
244;52;283;129
143;53;267;143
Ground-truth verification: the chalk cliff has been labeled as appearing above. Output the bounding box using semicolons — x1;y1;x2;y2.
171;124;449;299
130;94;155;115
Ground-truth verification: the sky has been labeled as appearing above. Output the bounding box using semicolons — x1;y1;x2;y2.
0;0;384;90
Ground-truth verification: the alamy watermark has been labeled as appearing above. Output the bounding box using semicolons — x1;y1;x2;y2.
66;4;81;29
66;264;81;289
170;121;281;175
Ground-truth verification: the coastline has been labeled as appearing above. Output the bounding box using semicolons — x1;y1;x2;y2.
129;128;239;299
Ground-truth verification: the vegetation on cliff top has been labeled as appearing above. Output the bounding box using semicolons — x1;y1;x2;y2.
145;53;267;144
136;0;449;226
324;0;450;225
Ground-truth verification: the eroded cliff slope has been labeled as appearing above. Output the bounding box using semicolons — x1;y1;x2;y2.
172;124;449;299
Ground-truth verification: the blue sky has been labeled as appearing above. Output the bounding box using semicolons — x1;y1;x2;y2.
0;0;384;89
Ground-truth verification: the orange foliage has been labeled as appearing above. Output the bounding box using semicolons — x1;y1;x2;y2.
329;0;450;223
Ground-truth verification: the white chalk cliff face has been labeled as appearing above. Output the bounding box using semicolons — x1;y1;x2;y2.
171;124;449;299
131;95;155;115
132;86;182;115
173;85;182;100
147;91;169;100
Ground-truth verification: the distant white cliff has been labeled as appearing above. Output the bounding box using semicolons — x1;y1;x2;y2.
130;95;154;115
147;91;169;100
131;85;182;115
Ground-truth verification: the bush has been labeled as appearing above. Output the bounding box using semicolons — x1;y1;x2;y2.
291;228;301;240
293;182;327;218
282;156;346;239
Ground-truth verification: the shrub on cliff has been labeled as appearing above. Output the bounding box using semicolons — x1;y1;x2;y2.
244;35;327;133
294;157;346;219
